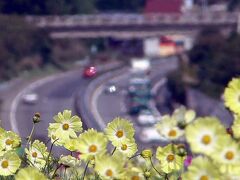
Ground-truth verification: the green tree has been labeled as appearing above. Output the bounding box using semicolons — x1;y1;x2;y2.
96;0;145;12
188;29;240;98
0;0;96;15
0;16;52;80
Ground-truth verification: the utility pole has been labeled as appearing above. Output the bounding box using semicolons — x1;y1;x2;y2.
237;13;240;34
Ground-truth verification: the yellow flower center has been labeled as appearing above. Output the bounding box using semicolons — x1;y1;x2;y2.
201;135;211;145
121;144;128;151
200;175;209;180
105;169;113;177
5;139;13;145
225;151;234;160
32;152;38;158
1;160;9;169
167;154;175;162
116;130;124;138
62;123;69;130
168;129;177;137
132;176;140;180
89;145;97;153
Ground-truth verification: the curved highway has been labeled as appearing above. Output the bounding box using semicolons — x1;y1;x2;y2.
1;58;177;149
3;62;122;145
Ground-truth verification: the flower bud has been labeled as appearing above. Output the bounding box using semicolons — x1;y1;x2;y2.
144;171;151;178
177;144;187;157
226;127;233;137
33;112;41;124
141;149;152;159
177;121;186;129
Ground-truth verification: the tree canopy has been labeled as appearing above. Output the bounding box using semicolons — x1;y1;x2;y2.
0;0;145;15
188;29;240;98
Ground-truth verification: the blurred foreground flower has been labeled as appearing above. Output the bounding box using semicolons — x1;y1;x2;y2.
224;78;240;115
182;156;222;179
156;115;184;141
0;152;21;176
15;167;47;180
0;131;21;151
185;117;227;155
95;154;125;179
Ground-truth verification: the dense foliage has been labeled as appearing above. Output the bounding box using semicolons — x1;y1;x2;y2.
188;29;240;98
0;16;52;81
0;77;240;179
168;29;240;103
0;0;145;15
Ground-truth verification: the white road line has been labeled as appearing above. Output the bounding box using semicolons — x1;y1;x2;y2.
91;85;106;129
151;77;167;95
90;72;130;129
9;75;62;133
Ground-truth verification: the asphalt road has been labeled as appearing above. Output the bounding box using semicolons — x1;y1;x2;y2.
14;69;88;143
2;62;119;145
90;58;178;148
1;58;177;152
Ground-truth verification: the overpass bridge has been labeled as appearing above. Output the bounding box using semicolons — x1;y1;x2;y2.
26;12;240;39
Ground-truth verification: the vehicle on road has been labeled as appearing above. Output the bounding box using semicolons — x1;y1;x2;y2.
139;127;166;143
83;66;97;78
104;82;117;94
137;110;159;126
22;93;39;104
128;101;149;115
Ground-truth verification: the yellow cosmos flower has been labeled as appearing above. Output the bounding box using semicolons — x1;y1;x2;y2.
224;78;240;115
95;154;125;179
124;167;145;180
15;167;47;180
76;129;107;161
0;151;21;176
156;115;184;141
173;106;196;125
211;136;240;176
185;117;227;155
232;115;240;139
48;110;82;141
0;127;5;134
105;117;135;146
59;155;81;167
64;138;79;151
25;140;49;169
47;127;66;146
156;144;185;173
0;131;21;151
116;139;138;158
182;156;222;180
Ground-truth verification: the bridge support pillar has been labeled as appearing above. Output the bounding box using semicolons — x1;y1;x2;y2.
237;13;240;34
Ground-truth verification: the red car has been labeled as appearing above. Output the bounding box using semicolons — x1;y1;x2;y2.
83;66;97;78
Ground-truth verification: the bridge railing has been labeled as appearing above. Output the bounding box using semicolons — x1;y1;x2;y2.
25;12;239;28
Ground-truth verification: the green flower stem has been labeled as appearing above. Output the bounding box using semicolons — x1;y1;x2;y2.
51;164;62;179
150;157;164;177
27;123;35;146
111;147;116;155
82;160;90;180
44;138;58;173
129;153;140;160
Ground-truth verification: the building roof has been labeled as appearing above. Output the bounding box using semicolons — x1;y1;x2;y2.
145;0;183;14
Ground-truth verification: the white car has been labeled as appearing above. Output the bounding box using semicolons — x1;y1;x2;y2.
137;110;158;126
22;93;38;104
105;83;117;94
139;127;167;143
